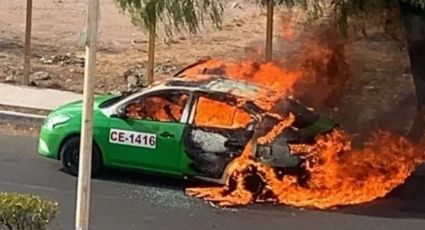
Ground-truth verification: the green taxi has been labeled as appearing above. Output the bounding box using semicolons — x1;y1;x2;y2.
38;75;335;184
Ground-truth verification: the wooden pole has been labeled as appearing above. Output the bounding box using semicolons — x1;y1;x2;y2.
147;23;156;85
75;0;99;229
23;0;32;85
265;0;274;62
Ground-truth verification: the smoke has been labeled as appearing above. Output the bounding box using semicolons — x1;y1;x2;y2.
244;13;352;111
279;24;351;110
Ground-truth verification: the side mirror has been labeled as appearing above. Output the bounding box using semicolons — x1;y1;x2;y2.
111;107;127;119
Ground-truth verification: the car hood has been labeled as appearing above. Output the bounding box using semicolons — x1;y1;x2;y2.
51;94;116;115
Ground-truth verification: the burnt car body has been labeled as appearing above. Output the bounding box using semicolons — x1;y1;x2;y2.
163;75;336;182
40;72;335;184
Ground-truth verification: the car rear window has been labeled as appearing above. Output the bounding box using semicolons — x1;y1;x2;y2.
193;96;252;129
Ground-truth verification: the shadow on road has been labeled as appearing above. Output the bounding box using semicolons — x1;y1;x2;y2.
81;167;425;220
89;168;208;192
331;175;425;220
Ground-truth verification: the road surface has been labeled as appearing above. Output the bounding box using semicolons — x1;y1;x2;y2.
1;133;425;230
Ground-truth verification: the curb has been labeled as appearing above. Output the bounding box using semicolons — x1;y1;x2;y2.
0;110;46;127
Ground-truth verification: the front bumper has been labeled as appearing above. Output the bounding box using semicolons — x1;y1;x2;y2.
37;125;67;159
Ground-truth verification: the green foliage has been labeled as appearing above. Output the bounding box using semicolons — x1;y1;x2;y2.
115;0;226;36
269;0;425;10
0;193;58;230
259;0;424;35
402;0;425;9
330;0;424;34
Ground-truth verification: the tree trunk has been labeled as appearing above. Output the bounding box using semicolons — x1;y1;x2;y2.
23;0;32;85
265;0;274;62
147;24;156;85
398;1;425;141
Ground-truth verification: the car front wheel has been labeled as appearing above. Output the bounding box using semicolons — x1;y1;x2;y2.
60;136;103;177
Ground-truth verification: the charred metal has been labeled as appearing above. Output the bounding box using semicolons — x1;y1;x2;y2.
125;75;336;180
184;126;253;178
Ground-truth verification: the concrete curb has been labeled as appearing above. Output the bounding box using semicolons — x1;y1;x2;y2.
0;110;46;127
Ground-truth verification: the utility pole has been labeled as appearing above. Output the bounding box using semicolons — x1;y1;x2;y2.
23;0;32;85
75;0;99;229
265;0;274;62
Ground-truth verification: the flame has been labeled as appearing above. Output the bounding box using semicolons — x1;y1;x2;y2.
266;130;424;209
186;142;256;206
194;96;252;129
180;56;424;209
257;113;295;145
179;51;424;209
187;127;425;209
182;58;301;95
126;95;187;122
180;58;301;112
174;12;424;209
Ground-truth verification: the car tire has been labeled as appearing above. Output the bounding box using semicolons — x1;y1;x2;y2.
60;136;103;177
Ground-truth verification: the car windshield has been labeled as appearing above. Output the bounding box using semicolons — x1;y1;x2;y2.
205;79;262;97
204;78;277;100
98;90;140;109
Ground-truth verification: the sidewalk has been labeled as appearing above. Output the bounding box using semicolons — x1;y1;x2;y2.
0;83;81;111
0;83;82;126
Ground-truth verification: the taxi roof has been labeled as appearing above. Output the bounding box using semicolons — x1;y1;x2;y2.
163;75;277;100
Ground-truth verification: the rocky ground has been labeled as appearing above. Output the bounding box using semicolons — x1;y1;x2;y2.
0;0;417;137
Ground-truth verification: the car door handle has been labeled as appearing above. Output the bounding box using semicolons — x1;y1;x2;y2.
225;139;244;148
160;131;175;138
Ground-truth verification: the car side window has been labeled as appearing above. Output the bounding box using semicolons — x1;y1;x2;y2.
125;91;189;123
193;96;252;129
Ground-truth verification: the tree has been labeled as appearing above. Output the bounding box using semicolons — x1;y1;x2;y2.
268;0;425;140
115;0;225;85
259;0;323;62
265;0;274;62
317;0;425;140
23;0;32;85
398;0;425;140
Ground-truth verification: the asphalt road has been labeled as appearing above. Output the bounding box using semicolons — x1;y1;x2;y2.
1;133;425;230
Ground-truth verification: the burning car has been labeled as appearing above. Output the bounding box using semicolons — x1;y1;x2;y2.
37;74;336;184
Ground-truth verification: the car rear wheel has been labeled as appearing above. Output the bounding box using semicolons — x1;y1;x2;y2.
60;136;103;177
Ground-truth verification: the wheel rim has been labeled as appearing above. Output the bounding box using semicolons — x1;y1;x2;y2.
69;149;79;169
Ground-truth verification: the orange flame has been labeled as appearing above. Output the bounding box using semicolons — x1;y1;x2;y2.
186;128;424;209
186;142;256;207
125;94;188;122
266;130;424;208
194;96;252;129
182;58;301;95
180;14;423;209
181;58;301;111
180;54;425;209
180;56;425;209
257;113;295;145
